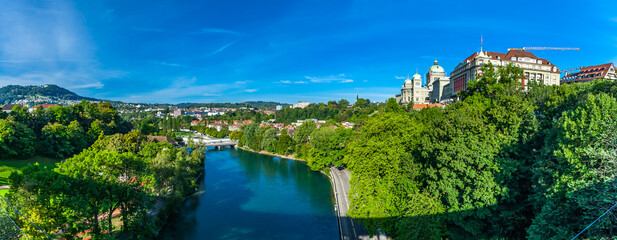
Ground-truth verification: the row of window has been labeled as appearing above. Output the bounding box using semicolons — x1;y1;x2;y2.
477;60;555;72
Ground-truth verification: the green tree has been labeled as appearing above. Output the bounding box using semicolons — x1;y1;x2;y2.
275;129;293;155
260;127;278;152
0;119;36;158
529;93;617;239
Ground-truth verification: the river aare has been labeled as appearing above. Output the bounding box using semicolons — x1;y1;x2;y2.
158;148;339;240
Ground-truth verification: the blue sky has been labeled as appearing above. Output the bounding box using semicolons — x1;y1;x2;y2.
1;0;616;104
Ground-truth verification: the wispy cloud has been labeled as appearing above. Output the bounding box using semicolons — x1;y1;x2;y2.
119;77;253;103
235;80;252;85
279;80;308;84
305;74;354;83
394;76;405;80
196;28;241;35
207;42;236;56
0;0;124;93
0;70;124;89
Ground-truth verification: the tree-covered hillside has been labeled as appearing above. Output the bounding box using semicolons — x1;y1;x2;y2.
177;101;289;109
0;84;98;104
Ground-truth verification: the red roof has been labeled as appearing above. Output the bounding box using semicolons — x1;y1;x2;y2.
412;103;444;110
562;63;614;83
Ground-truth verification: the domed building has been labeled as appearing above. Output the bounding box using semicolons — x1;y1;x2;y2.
426;60;446;86
395;60;451;105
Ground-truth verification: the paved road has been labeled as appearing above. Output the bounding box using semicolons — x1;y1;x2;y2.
330;167;386;240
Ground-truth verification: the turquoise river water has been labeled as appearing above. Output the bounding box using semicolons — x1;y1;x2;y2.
157;148;339;240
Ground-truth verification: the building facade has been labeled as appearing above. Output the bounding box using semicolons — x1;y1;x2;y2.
396;60;450;105
561;63;616;83
291;101;311;109
449;50;561;97
396;73;429;105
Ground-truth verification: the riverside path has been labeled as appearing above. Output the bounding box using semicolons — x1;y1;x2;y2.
330;167;387;240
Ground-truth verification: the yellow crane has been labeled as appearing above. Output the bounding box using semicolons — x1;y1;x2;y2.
507;47;580;51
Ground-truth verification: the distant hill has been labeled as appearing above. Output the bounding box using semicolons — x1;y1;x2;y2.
0;84;99;104
177;101;290;109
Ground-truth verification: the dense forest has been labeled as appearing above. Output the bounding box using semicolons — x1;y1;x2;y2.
0;84;98;104
273;98;379;124
0;101;132;159
237;63;617;239
1;101;204;239
5;132;205;239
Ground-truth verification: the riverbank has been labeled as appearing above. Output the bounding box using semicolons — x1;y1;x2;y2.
236;146;375;240
238;146;306;162
158;148;338;239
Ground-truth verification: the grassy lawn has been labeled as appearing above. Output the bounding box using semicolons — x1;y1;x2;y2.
0;155;62;188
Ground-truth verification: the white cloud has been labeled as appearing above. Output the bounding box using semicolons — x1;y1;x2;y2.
0;70;124;89
71;82;104;89
0;1;124;92
118;77;252;103
235;80;252;85
394;76;406;79
279;80;308;84
305;74;354;83
207;42;236;56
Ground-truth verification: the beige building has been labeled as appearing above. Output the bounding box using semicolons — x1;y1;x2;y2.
449;50;561;97
291;101;311;109
396;73;429;105
396;60;451;105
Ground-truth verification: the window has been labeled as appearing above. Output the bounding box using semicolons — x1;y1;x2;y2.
415;82;420;86
497;56;501;60
511;57;516;61
415;98;419;102
538;60;543;64
479;60;484;65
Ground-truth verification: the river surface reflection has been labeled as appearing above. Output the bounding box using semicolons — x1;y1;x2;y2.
158;148;338;240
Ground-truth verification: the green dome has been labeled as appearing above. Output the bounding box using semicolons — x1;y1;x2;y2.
412;73;422;79
429;60;445;73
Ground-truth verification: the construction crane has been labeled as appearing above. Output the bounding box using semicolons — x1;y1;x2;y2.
561;66;584;76
507;47;580;51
